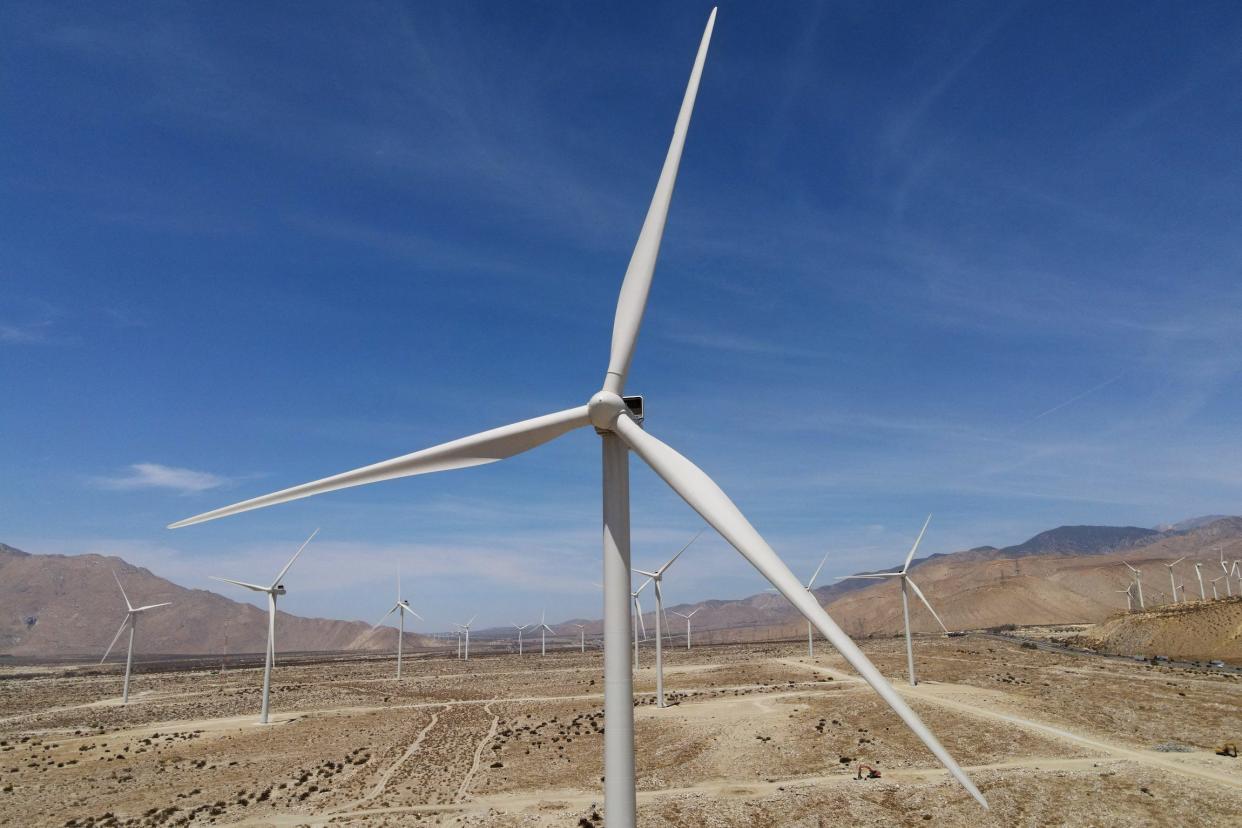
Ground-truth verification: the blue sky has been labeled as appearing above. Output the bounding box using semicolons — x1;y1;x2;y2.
4;1;1242;631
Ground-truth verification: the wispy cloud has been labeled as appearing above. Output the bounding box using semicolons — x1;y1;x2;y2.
0;321;55;344
91;463;232;494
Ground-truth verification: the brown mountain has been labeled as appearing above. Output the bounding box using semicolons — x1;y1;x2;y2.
0;543;431;658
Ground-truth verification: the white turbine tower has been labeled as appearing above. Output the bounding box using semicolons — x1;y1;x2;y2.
209;528;318;724
166;10;986;816
1193;562;1206;601
1123;562;1147;609
1210;576;1223;600
631;577;651;666
1115;585;1133;612
455;616;476;661
634;529;703;708
1164;557;1185;604
1218;549;1233;598
513;623;529;656
575;623;586;653
371;568;422;679
837;516;948;687
101;572;171;705
672;608;699;649
538;609;554;657
804;551;830;658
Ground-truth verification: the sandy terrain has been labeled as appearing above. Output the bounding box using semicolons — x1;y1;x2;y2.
1073;597;1242;662
1;635;1239;826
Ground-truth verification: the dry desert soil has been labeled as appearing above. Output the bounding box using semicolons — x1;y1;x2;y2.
1;635;1240;827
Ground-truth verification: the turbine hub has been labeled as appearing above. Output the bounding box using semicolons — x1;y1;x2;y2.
588;390;627;432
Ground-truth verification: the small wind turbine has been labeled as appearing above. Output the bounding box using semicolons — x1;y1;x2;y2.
1164;558;1185;604
1193;562;1206;601
1210;576;1223;600
1115;584;1133;612
210;528;318;724
371;568;422;679
513;623;530;656
538;609;554;656
575;623;586;653
1219;549;1233;597
101;572;171;705
804;551;830;658
1123;561;1146;609
837;516;948;686
165;10;987;815
671;608;699;649
455;616;476;661
631;577;651;666
633;529;703;708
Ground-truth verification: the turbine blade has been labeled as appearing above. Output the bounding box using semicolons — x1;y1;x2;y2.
613;415;986;807
270;528;319;589
688;608;699;617
112;571;132;611
209;575;270;593
603;8;717;394
807;551;830;589
836;573;901;580
100;615;130;663
405;607;424;622
632;568;660;579
902;514;932;573
371;605;399;631
132;602;172;613
906;577;950;634
633;576;653;595
659;527;706;575
633;595;647;638
169;406;592;527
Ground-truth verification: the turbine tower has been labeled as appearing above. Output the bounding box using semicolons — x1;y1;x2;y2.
1210;576;1223;600
804;551;830;658
166;9;986;817
371;568;422;679
455;616;476;661
538;609;554;657
101;572;171;705
1123;562;1147;609
633;529;703;708
1164;558;1185;604
1115;585;1133;612
837;515;948;686
1193;562;1206;601
209;528;318;724
631;577;651;666
575;623;586;653
1219;549;1233;597
512;623;529;656
672;608;699;649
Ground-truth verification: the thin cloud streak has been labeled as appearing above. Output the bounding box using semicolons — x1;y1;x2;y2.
91;463;232;494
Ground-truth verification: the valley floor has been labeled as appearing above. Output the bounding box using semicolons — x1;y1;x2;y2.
1;635;1240;826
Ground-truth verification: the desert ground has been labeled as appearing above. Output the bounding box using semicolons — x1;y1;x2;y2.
1;634;1239;827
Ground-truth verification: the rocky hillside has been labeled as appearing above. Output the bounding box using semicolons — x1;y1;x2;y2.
1072;597;1242;662
0;543;433;658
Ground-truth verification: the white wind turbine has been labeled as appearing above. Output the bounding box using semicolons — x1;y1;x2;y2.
537;609;554;657
1115;584;1133;612
165;9;985;816
1193;562;1206;601
1232;560;1242;593
455;616;476;661
1219;549;1233;597
209;528;318;724
671;608;699;649
101;572;172;705
1123;561;1147;609
575;623;586;653
1210;576;1223;600
371;568;422;679
512;623;530;656
631;577;651;666
804;551;830;658
1164;557;1185;604
837;516;948;687
633;529;704;708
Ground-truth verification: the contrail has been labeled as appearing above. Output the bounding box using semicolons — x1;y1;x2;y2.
1014;373;1124;429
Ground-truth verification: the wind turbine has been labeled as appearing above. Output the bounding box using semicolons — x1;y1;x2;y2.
1219;549;1233;598
633;529;703;708
1123;562;1146;609
538;609;554;656
631;577;651;666
1210;576;1223;600
837;516;948;686
672;608;699;649
101;572;171;705
1164;558;1185;604
1115;584;1133;612
209;528;318;724
371;568;422;679
512;623;530;656
804;551;830;658
165;10;986;816
1193;562;1206;601
455;616;476;661
575;623;586;653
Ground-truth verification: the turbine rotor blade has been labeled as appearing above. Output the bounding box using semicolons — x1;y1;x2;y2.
837;573;901;580
633;568;660;579
100;615;130;664
371;605;399;631
271;527;319;588
112;571;133;611
132;602;172;613
603;8;717;394
613;415;986;807
169;406;591;528
209;575;270;593
906;577;950;634
807;551;830;589
902;514;933;573
659;527;706;575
